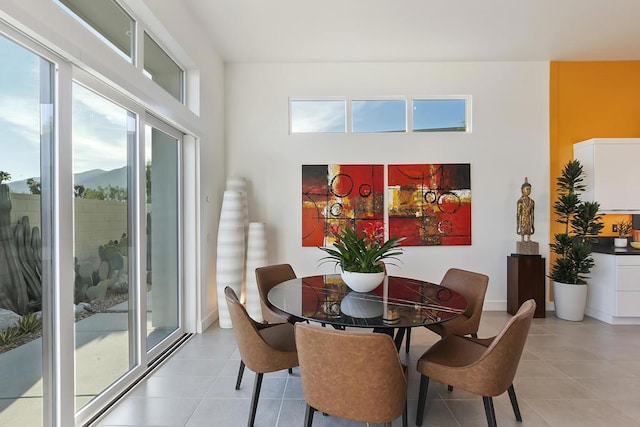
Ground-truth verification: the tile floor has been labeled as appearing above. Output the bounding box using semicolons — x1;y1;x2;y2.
94;312;640;426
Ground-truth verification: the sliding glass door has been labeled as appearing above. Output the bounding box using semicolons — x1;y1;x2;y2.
72;82;136;410
0;32;54;427
145;122;181;351
0;24;187;427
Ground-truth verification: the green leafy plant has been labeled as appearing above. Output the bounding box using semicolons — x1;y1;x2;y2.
617;219;633;238
18;312;42;334
27;178;41;195
0;327;20;345
318;222;404;273
549;159;604;284
0;171;11;185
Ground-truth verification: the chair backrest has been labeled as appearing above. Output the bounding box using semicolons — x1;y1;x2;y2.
224;286;295;374
469;299;536;396
295;323;407;424
440;268;489;331
255;263;297;322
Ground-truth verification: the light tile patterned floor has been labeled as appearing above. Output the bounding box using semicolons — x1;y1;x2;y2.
94;312;640;426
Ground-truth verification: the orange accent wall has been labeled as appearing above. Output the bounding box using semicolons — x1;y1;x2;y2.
549;61;640;297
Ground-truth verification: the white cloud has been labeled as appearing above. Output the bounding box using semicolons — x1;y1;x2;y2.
291;101;345;133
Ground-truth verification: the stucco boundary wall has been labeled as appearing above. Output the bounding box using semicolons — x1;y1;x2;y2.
10;193;128;265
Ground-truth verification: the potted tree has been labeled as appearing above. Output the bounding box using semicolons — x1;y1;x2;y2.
550;159;604;321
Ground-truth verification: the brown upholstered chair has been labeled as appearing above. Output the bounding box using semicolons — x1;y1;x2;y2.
255;263;304;324
404;268;489;353
224;287;299;427
415;299;536;427
295;323;408;427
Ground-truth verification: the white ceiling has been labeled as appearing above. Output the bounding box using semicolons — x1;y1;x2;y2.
183;0;640;63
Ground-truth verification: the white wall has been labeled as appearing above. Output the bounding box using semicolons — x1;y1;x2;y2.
225;62;550;309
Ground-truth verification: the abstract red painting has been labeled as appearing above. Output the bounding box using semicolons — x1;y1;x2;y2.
302;164;384;246
388;164;471;246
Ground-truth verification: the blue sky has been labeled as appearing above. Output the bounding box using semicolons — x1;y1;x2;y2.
1;35;130;184
291;98;466;133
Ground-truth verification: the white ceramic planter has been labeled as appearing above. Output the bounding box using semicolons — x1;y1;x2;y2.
216;191;246;328
226;177;249;231
614;237;628;248
340;270;385;293
244;222;267;322
553;280;588;321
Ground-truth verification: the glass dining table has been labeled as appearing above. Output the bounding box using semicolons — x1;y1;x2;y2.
267;274;467;350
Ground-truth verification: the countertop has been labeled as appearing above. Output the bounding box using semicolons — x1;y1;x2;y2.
592;244;640;255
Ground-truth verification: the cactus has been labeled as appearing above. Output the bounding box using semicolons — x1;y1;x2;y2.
75;234;129;302
0;184;30;315
13;216;42;303
85;279;110;301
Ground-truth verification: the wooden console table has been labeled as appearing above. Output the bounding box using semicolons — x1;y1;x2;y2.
507;254;545;318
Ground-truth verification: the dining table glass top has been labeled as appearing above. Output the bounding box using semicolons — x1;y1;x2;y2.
267;274;467;329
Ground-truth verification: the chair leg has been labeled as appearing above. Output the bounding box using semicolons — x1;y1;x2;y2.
247;372;263;427
393;327;406;351
471;332;478;338
447;385;454;392
304;404;315;427
416;375;430;426
482;396;497;427
402;399;408;427
405;327;411;353
508;384;522;422
288;368;293;374
235;360;245;390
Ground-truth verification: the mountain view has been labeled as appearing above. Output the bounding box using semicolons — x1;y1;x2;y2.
7;166;128;194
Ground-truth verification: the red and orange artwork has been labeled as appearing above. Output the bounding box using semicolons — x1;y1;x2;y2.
388;164;471;246
302;164;384;247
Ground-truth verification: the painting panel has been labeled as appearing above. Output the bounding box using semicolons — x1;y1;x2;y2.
388;164;471;246
302;164;384;246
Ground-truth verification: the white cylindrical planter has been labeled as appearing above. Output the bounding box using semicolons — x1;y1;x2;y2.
226;177;249;231
614;238;628;248
226;177;249;301
553;281;588;321
245;222;268;322
216;191;246;328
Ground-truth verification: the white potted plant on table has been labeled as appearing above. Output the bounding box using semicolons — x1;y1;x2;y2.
318;222;404;293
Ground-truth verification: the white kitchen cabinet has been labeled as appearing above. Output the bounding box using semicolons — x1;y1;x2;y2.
586;253;640;324
573;138;640;212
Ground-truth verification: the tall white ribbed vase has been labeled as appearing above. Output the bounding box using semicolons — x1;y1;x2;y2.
216;191;246;328
226;177;249;301
226;177;249;231
245;222;268;322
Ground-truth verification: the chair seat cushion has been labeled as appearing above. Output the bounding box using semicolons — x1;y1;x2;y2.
425;314;472;337
418;335;486;370
259;323;297;352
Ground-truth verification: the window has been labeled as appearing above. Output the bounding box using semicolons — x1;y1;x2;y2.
352;100;406;133
413;98;468;132
0;32;55;427
143;32;184;102
290;100;346;133
290;97;470;134
55;0;135;62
